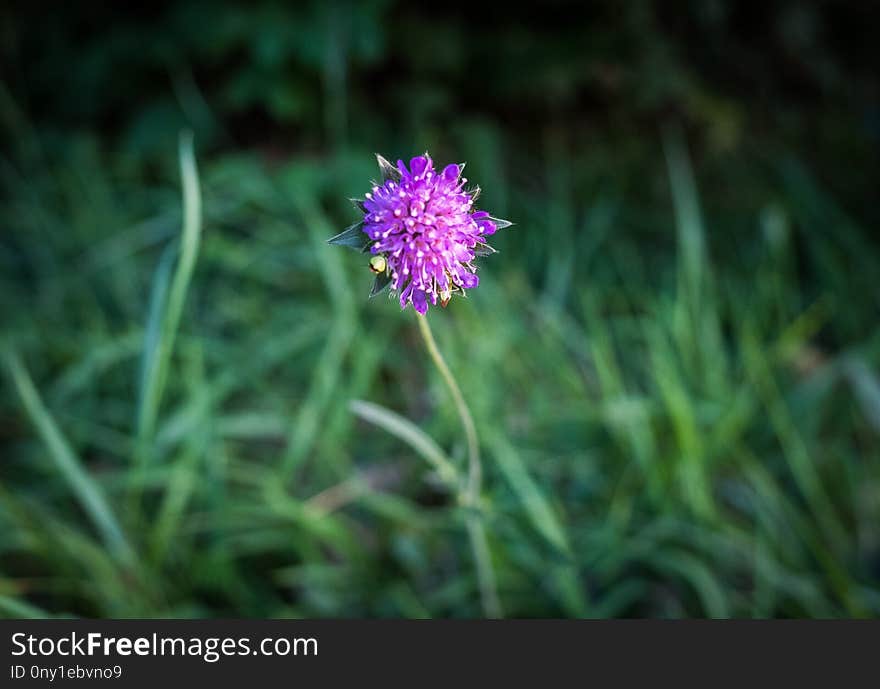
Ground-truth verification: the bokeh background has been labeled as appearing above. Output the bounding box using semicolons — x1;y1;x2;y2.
1;1;879;618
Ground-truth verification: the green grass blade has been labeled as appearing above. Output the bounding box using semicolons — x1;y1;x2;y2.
0;595;51;619
137;243;176;422
278;195;356;478
663;126;706;306
485;431;570;556
135;130;202;462
484;431;586;616
649;549;730;618
663;125;728;390
2;348;135;566
349;400;459;487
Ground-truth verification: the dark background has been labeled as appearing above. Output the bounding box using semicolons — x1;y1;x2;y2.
1;1;878;618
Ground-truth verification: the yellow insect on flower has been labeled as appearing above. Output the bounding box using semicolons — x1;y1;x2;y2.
369;255;387;274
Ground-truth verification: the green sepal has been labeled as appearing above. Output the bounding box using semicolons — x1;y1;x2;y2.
376;154;401;183
327;221;369;252
369;271;392;298
489;216;514;230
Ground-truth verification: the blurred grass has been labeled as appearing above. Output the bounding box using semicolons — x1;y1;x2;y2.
1;2;879;618
1;121;877;618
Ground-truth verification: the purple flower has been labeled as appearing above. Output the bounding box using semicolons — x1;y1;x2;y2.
329;153;511;314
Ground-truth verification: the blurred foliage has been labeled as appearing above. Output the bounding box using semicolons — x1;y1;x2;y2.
0;1;879;618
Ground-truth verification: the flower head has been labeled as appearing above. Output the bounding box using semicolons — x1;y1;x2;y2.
329;153;511;314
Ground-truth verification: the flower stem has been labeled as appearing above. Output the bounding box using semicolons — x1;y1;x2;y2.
416;313;502;618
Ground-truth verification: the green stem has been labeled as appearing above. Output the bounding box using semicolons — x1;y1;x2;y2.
416;313;502;618
465;517;502;619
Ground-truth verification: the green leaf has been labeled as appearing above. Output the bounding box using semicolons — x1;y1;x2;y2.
327;221;369;251
369;271;392;297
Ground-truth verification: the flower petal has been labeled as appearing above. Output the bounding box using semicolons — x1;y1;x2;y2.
399;281;414;310
442;164;460;182
410;156;429;178
412;289;428;314
477;217;497;235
